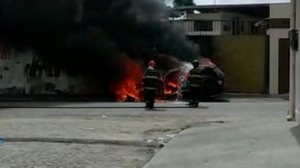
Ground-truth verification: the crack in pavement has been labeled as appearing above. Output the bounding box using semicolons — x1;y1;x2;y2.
2;137;164;148
0;121;225;149
184;120;226;129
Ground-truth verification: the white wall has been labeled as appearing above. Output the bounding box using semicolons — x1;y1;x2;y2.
268;3;291;94
0;49;86;95
270;3;291;18
268;29;289;94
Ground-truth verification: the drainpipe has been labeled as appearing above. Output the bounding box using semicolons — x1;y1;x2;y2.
287;0;297;121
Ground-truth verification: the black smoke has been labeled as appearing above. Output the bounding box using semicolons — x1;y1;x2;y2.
0;0;198;92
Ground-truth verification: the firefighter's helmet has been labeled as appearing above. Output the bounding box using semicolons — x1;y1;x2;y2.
148;60;156;68
192;60;199;68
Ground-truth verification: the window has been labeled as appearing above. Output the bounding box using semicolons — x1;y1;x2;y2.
194;20;213;31
223;21;231;31
240;21;244;32
269;18;290;29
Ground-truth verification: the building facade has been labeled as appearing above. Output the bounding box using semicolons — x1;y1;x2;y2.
171;11;261;36
0;48;97;96
173;3;294;95
172;6;269;93
268;3;291;95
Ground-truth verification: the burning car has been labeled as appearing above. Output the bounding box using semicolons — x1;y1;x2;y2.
180;58;225;102
110;56;224;102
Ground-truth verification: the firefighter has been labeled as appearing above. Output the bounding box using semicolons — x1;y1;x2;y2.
142;60;162;110
199;59;225;101
187;60;203;107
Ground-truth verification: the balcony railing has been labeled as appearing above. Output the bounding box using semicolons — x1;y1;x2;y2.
170;19;265;36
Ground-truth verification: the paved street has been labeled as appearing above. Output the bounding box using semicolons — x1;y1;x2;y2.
143;99;300;168
0;98;294;168
0;101;211;168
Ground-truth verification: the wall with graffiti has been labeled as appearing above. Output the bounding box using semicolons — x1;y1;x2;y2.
0;46;85;95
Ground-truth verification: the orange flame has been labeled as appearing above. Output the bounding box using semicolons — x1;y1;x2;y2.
163;68;181;96
111;57;184;101
164;81;179;96
111;56;143;102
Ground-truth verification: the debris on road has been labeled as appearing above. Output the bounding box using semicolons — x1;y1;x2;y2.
82;128;98;132
0;138;5;145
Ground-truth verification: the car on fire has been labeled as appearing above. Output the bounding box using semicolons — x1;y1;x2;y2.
179;58;225;102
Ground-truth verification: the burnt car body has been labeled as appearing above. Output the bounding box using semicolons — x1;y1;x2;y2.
180;59;225;102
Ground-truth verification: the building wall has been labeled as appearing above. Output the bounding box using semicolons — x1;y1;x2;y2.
221;12;259;35
268;3;291;94
212;35;268;93
183;21;222;36
270;3;291;18
0;47;93;96
187;13;223;20
174;13;223;36
268;29;289;94
174;12;259;36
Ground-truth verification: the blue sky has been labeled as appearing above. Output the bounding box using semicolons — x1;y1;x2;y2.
165;0;290;6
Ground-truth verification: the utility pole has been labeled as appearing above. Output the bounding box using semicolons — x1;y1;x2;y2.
287;0;297;121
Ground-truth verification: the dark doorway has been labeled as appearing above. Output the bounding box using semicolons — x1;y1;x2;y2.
278;38;290;94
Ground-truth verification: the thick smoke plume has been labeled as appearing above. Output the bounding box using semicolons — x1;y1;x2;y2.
0;0;198;91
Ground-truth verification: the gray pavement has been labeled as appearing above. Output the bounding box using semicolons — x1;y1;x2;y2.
0;142;153;168
0;98;294;168
144;101;300;168
0;101;209;168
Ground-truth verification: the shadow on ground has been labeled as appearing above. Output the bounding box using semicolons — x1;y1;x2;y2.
290;124;300;147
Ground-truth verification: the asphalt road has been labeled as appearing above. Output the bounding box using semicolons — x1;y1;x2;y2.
0;98;289;168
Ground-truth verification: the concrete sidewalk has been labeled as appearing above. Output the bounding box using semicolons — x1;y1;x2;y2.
144;119;300;168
